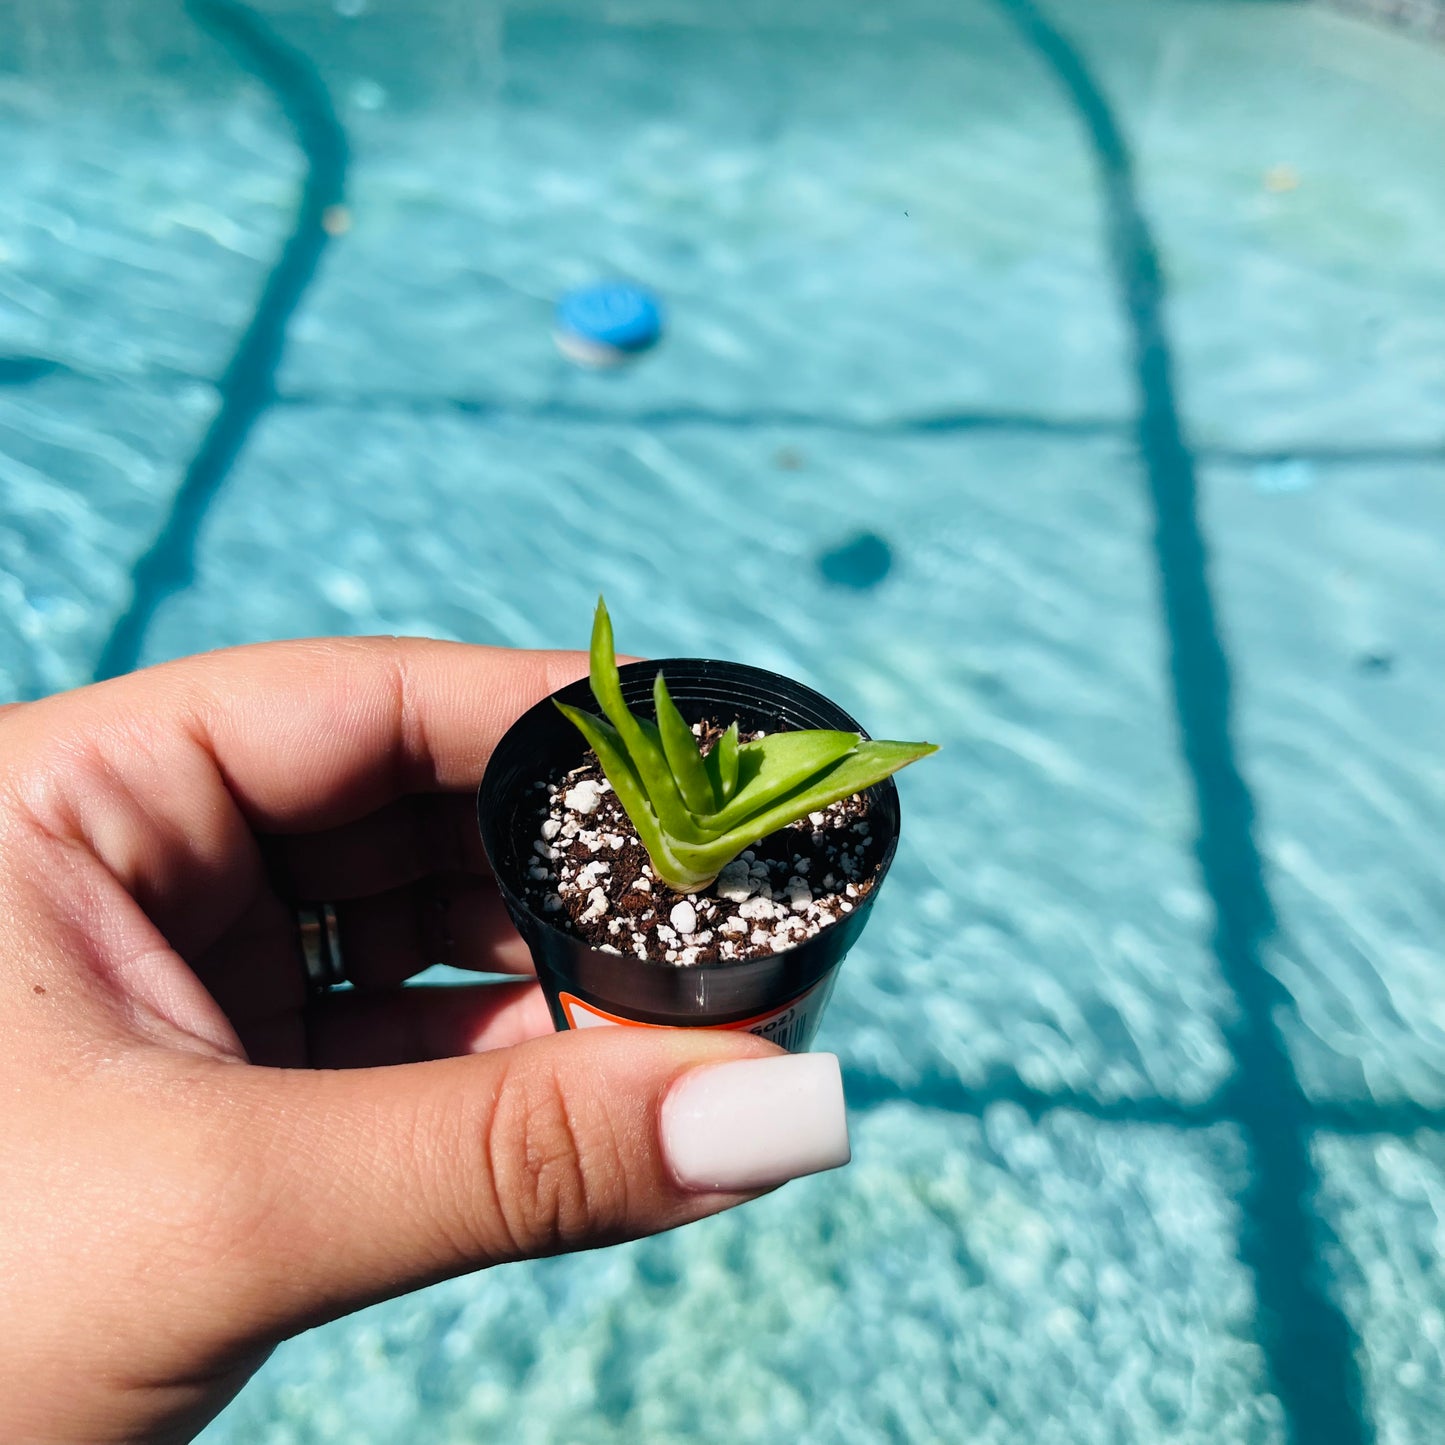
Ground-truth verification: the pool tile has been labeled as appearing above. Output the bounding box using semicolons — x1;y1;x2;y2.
1201;460;1445;1108
258;0;1132;423
1314;1132;1445;1443
1064;0;1445;451
0;6;300;383
0;375;216;701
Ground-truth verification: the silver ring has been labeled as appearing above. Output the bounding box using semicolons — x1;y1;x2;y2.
297;902;346;993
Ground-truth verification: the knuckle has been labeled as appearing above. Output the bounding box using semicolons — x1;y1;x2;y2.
482;1058;623;1258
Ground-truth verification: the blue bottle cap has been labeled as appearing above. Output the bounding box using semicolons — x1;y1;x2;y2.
554;282;664;357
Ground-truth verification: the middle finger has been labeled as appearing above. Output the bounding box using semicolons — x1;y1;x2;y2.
265;792;491;901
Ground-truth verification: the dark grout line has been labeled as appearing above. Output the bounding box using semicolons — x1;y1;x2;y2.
270;389;1133;439
843;1065;1445;1138
990;3;1373;1444
842;1068;1231;1128
1200;443;1445;467
92;0;347;683
1311;1101;1445;1136
20;362;1445;464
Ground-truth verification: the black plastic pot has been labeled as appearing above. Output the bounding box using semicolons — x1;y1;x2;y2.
477;659;902;1053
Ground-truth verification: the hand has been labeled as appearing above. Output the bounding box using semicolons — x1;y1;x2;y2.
0;639;849;1445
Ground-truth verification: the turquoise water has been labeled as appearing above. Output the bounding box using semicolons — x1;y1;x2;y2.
3;1;1444;1441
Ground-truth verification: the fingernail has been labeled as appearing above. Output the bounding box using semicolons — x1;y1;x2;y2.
661;1052;851;1192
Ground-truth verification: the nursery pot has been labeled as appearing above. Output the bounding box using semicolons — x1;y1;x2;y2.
477;659;902;1053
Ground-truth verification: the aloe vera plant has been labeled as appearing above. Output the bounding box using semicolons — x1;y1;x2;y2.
554;599;937;892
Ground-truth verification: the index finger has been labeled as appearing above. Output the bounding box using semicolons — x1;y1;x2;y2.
33;637;589;833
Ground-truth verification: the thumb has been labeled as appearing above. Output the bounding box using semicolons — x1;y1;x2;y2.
213;1028;850;1337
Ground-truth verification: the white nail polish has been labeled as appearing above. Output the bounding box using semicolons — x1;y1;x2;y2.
662;1053;851;1192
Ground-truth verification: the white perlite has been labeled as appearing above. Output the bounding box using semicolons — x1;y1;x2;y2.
563;780;603;815
716;861;752;902
580;887;608;922
669;901;698;935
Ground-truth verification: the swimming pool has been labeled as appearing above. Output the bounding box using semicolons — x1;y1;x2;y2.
3;0;1444;1440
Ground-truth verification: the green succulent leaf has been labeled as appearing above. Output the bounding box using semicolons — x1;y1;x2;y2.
666;740;938;878
587;600;656;765
585;600;707;843
553;597;937;892
699;729;862;832
552;702;697;882
653;671;715;814
704;722;741;808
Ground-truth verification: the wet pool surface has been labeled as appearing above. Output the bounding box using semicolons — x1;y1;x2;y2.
3;1;1444;1442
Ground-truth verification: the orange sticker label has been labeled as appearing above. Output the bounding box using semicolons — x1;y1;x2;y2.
558;979;831;1054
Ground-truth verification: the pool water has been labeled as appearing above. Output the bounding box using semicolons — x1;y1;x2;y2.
3;1;1444;1441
